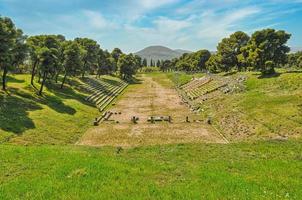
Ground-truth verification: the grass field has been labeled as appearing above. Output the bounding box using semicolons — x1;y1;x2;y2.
0;71;302;199
1;140;301;199
0;74;99;145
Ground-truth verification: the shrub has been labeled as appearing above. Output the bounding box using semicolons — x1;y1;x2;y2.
262;61;276;75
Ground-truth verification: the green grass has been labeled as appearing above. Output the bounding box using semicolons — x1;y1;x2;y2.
1;71;301;199
0;74;99;145
0;140;301;199
166;72;205;86
200;70;302;140
142;71;205;88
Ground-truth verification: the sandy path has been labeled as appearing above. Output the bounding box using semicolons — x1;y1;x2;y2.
77;75;226;147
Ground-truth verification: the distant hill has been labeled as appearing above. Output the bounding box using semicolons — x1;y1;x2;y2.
290;46;302;52
134;46;191;64
174;49;192;55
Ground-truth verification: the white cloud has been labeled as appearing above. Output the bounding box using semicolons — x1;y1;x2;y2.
197;7;261;40
153;17;191;33
83;10;118;30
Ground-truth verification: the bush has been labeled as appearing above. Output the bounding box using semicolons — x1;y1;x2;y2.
262;61;276;75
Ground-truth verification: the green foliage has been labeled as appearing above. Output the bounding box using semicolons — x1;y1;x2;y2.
176;60;193;71
241;29;291;74
216;31;250;71
111;48;123;63
61;41;83;88
0;16;27;90
205;54;221;73
160;60;172;72
287;51;302;68
142;58;148;67
156;60;161;67
135;55;142;66
75;38;100;77
264;61;276;75
117;54;138;79
174;50;211;72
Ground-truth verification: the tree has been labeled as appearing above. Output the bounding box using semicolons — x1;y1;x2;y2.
0;16;21;90
75;38;100;77
176;61;192;71
37;47;58;95
118;54;137;79
27;35;44;86
53;35;65;83
156;60;161;67
206;54;221;73
241;29;291;74
150;59;154;67
287;51;302;68
216;31;250;71
194;50;211;71
142;58;147;67
61;41;82;88
160;60;172;72
134;55;142;70
96;49;107;76
32;35;61;95
111;48;123;64
11;29;28;73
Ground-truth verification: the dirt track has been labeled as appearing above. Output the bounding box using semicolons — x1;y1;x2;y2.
77;75;226;147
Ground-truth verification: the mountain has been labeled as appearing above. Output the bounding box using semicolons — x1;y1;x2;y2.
290;46;302;52
134;46;190;64
174;49;192;54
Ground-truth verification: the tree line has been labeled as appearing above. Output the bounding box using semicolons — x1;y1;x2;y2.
158;30;301;74
0;16;142;94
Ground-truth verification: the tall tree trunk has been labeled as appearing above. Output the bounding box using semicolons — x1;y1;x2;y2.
2;66;8;91
55;72;60;83
39;72;47;96
61;72;67;89
38;72;41;83
31;60;38;86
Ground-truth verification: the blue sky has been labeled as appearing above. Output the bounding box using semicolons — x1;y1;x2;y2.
1;0;302;53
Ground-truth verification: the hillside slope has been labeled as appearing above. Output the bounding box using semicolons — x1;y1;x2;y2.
0;74;123;145
169;70;302;141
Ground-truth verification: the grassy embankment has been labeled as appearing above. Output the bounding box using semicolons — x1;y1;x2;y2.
0;74;99;145
199;70;302;141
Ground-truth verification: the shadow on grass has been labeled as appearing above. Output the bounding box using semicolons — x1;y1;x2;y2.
100;77;123;86
0;91;41;135
255;69;302;79
258;72;281;79
45;83;94;111
6;76;25;83
127;76;142;84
